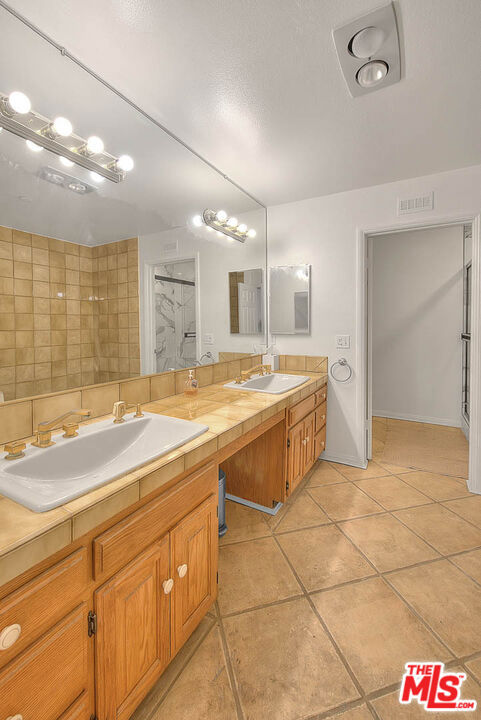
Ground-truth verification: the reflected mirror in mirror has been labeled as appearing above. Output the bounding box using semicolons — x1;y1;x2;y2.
0;7;267;402
228;269;264;335
269;265;311;334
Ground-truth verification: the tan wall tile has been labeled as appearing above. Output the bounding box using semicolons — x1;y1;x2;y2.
119;376;150;404
196;365;214;388
284;355;307;371
0;400;32;444
33;390;82;429
82;383;120;418
150;372;175;401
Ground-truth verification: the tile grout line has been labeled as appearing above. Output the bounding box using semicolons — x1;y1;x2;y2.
214;600;246;720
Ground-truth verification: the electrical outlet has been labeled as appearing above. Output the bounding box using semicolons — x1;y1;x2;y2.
204;333;214;345
335;335;350;349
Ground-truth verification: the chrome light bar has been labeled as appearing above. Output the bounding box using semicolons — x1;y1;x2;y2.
0;91;131;183
201;209;257;243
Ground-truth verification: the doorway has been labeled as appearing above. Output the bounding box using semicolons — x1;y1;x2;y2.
366;222;470;480
153;258;197;371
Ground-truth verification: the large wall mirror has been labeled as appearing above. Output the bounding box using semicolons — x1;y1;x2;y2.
269;265;311;335
0;7;267;401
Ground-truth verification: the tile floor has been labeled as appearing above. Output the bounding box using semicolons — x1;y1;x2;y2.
133;449;481;720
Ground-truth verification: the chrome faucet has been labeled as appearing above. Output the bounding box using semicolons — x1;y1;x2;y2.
32;408;92;448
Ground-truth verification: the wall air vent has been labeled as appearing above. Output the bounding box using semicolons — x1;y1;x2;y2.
397;192;434;216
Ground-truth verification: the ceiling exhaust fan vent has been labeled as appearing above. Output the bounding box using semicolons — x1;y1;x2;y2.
397;192;434;215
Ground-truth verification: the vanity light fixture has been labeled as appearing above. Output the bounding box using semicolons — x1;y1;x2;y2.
196;208;257;243
0;90;134;183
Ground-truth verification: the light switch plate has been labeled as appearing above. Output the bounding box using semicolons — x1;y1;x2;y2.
204;333;214;345
336;335;350;349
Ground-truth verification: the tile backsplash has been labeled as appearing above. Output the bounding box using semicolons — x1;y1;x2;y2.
0;226;140;401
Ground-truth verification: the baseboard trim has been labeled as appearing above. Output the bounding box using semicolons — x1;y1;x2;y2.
320;452;367;469
373;411;461;428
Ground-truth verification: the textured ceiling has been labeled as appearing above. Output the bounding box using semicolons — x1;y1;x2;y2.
6;0;481;206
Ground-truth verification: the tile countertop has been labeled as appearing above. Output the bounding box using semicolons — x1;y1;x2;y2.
0;371;327;586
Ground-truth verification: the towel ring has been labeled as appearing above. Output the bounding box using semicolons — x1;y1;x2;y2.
330;358;352;383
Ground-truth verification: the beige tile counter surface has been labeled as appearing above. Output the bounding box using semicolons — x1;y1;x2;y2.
0;370;327;585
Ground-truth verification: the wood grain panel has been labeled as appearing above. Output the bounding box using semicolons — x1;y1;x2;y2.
93;463;217;581
58;691;91;720
0;548;88;669
0;605;88;720
315;386;327;405
222;419;286;506
314;425;327;459
315;401;327;434
304;411;316;474
171;495;217;655
95;538;171;720
287;419;306;496
287;394;316;427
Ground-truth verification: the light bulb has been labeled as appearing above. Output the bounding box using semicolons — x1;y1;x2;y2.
227;217;238;227
26;139;42;152
237;223;248;233
52;116;72;137
216;231;223;237
86;135;104;154
117;154;134;172
216;210;227;222
59;156;74;168
8;91;31;115
247;229;257;238
350;26;386;59
192;215;203;227
356;60;388;88
90;171;104;183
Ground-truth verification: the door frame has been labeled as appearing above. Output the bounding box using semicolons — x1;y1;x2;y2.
142;254;201;374
357;213;481;494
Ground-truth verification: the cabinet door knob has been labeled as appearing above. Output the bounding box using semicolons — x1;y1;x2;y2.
162;578;174;594
0;624;21;650
7;715;23;720
321;414;326;421
177;564;188;578
302;438;307;446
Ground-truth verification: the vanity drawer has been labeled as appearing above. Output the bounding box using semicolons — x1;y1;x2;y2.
58;691;90;720
0;605;88;720
93;462;217;581
314;426;326;458
315;385;327;406
288;394;316;427
0;548;88;667
315;402;327;433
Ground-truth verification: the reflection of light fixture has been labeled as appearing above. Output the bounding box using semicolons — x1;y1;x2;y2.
356;60;388;88
59;156;74;168
195;209;257;243
90;171;104;183
0;90;133;183
39;165;97;194
26;139;42;152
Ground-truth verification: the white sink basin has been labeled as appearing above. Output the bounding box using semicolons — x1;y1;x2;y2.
224;373;310;394
0;412;208;512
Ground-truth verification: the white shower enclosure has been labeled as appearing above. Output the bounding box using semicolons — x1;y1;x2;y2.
154;259;197;371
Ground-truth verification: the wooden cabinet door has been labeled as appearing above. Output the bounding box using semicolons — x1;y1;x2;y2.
287;420;306;495
0;605;88;720
95;537;171;720
304;411;316;474
171;495;217;654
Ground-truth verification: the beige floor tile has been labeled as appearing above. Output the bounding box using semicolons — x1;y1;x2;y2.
274;490;330;533
332;706;374;720
332;460;388;481
218;536;301;615
312;577;451;693
388;560;481;657
277;524;375;591
355;475;432;511
309;483;383;521
376;461;412;474
307;461;347;487
223;597;360;720
219;500;271;546
400;471;471;501
149;626;237;720
451;549;481;584
340;514;439;572
443;495;481;529
394;504;481;555
372;670;481;719
466;656;481;683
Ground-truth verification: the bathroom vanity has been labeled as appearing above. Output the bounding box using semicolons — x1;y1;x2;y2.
0;362;327;720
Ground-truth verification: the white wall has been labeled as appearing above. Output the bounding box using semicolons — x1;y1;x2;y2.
371;225;463;427
267;164;481;466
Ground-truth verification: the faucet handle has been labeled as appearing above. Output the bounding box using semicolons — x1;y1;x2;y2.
63;422;79;438
4;441;26;460
112;401;127;424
